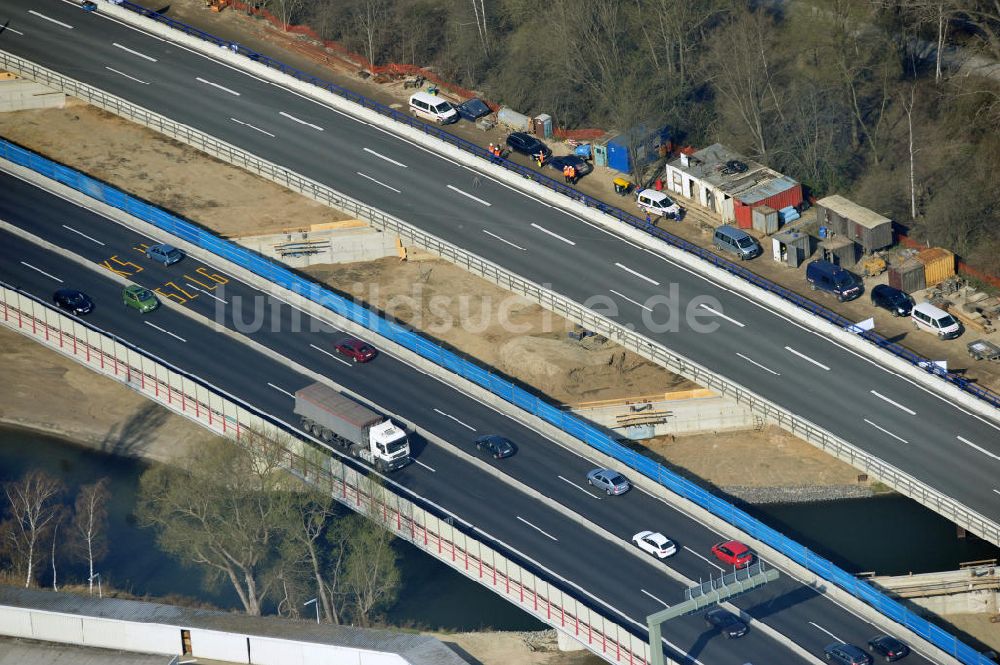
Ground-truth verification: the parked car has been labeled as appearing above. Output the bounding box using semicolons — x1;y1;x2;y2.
911;302;962;340
145;243;184;266
870;285;914;317
335;338;378;363
713;225;762;260
704;608;748;639
867;635;909;662
636;189;682;219
456;98;491;122
586;468;630;495
506;132;551;160
632;531;677;558
548;155;593;178
806;260;863;302
122;285;159;313
475;435;516;459
711;540;754;567
824;642;873;665
52;289;94;315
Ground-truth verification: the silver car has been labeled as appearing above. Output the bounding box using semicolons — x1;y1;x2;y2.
146;243;184;266
586;468;630;495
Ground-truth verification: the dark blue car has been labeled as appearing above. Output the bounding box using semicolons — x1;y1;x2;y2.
456;98;491;122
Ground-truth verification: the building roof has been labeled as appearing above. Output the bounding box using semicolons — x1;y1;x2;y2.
0;637;172;665
816;194;891;230
0;587;466;665
668;144;798;204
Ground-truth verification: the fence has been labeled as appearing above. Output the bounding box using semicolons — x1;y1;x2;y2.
0;51;995;665
107;1;1000;411
0;282;654;665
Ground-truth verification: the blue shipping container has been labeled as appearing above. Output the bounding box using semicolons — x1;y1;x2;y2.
606;135;632;172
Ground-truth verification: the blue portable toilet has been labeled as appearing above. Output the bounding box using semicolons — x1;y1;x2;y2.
574;144;592;159
593;142;608;167
606;134;632;173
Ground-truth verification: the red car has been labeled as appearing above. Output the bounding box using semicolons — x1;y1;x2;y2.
711;540;754;568
335;338;377;363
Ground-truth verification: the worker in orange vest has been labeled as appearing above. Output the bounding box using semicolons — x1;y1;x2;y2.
568;164;577;184
563;164;571;183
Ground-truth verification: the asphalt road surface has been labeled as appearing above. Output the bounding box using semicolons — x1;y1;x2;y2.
0;168;950;665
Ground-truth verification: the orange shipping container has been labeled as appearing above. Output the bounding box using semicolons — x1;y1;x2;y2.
916;247;955;286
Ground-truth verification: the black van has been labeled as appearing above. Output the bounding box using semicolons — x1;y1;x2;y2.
806;260;863;302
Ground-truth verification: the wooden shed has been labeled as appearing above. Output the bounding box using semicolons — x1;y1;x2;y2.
815;195;893;254
771;229;811;268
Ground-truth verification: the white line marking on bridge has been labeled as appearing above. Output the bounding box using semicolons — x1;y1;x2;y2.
143;321;187;343
640;589;670;608
267;382;295;398
413;459;436;472
865;419;908;444
699;303;745;327
356;171;401;193
557;475;601;499
516;516;558;542
2;26;25;36
957;435;1000;461
482;229;526;251
112;42;157;62
19;262;63;283
230;118;274;137
530;223;575;245
683;546;725;572
279;111;323;131
447;185;492;206
61;224;106;245
736;353;780;376
785;346;830;371
870;390;916;415
609;289;653;312
363;147;407;167
309;343;352;366
614;262;660;286
28;10;73;29
185;283;228;305
105;66;149;85
433;408;477;431
808;621;843;643
196;77;240;96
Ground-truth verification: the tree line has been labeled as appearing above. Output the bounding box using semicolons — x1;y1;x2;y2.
0;432;401;626
263;0;1000;274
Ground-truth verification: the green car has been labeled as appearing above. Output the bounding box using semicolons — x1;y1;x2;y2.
122;285;159;313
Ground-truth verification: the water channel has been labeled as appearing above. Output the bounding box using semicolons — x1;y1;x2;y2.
0;425;996;631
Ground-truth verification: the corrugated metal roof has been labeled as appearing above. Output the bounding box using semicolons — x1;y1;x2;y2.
668;143;799;203
0;637;172;665
0;587;466;665
817;195;891;230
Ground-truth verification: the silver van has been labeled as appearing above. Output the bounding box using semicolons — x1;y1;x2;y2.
911;302;962;339
713;225;761;260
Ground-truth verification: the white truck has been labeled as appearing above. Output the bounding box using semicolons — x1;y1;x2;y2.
294;383;411;472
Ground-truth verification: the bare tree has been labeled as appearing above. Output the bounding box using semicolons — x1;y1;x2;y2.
341;512;399;626
3;471;65;588
71;478;110;594
261;0;306;30
136;432;295;616
354;0;390;70
900;85;919;219
287;492;342;624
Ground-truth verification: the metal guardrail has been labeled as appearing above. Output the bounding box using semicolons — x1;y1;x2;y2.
0;50;994;665
0;283;654;665
116;0;1000;412
0;142;993;665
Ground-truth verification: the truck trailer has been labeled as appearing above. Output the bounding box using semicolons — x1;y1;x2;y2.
294;383;410;472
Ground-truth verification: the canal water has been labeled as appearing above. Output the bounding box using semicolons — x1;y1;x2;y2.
0;426;996;630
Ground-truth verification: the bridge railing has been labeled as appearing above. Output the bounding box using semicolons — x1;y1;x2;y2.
0;51;994;665
0;283;654;665
112;0;1000;412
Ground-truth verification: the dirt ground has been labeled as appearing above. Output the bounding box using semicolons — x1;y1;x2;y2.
0;326;212;462
428;631;603;665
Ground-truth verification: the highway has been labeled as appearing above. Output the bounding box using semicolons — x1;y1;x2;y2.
1;1;997;535
0;168;947;665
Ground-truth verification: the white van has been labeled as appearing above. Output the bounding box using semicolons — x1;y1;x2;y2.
911;302;962;339
636;189;682;219
408;92;458;124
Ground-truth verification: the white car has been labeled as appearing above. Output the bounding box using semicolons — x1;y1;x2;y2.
636;189;682;218
632;531;677;558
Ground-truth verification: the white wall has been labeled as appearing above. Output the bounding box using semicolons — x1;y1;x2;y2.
190;627;249;661
81;617;179;654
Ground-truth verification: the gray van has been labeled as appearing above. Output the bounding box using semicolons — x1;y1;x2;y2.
713;225;761;260
806;260;863;301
